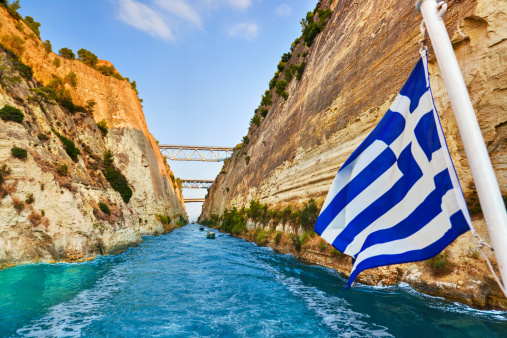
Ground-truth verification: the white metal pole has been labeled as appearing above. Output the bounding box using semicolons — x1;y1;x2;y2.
418;0;507;291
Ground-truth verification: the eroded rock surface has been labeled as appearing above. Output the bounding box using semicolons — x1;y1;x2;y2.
201;0;507;309
0;6;186;268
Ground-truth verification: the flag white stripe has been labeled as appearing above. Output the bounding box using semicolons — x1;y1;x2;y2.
321;160;402;244
344;149;447;257
350;189;460;273
430;99;473;228
320;141;388;213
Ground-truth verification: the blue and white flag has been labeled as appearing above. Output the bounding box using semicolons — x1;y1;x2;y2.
314;53;472;288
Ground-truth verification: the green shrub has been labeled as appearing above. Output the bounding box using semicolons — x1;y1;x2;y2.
53;130;80;161
291;234;302;251
427;253;453;276
85;99;96;113
11;147;27;159
291;37;301;51
251;114;260;127
1;35;24;55
274;232;282;244
36;133;49;142
301;8;333;47
157;214;171;224
60;97;76;114
260;90;272;106
176;177;183;191
275;80;288;99
0;44;33;79
97;119;108;137
318;241;326;251
176;215;187;227
58;47;75;59
330;248;343;257
103;149;114;167
64;72;78;88
269;72;279;90
295;62;306;80
242;135;250;145
43;40;52;53
0;105;23;123
23;16;41;39
104;167;133;203
245;155;251;165
57;164;68;176
260;108;268;118
97;65;115;76
52;57;61;67
77;48;98;68
296;199;319;231
98;202;110;215
6;0;20;18
300;232;309;245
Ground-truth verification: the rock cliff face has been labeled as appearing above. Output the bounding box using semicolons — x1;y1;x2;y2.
201;0;507;309
0;6;186;268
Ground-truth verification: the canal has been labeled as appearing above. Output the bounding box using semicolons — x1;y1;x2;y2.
1;224;506;337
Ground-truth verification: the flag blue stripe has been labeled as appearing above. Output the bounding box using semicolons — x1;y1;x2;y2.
345;210;469;288
332;144;423;253
414;111;442;161
358;169;454;252
399;58;428;114
314;147;397;235
340;110;405;171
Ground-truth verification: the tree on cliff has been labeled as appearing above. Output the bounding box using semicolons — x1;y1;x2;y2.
43;40;52;53
1;1;21;20
23;16;41;39
77;48;98;68
58;47;75;60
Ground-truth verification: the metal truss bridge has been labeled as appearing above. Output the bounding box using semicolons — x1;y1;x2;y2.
181;179;214;189
184;198;206;203
159;144;234;162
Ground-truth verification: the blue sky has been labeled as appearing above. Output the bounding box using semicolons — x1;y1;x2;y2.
18;0;317;219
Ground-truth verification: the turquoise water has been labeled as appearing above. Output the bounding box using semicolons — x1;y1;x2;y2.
1;224;506;337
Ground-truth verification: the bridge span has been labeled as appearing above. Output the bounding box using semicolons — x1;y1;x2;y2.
181;179;214;189
159;144;233;162
184;198;206;203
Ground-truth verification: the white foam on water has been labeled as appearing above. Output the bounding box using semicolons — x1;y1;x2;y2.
15;266;127;338
395;282;507;321
274;274;393;337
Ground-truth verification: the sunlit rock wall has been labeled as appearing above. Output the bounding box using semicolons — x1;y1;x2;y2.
0;6;186;268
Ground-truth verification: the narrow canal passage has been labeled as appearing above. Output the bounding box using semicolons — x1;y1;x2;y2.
1;224;506;337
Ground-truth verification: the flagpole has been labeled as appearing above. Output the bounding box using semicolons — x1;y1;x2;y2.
418;0;507;291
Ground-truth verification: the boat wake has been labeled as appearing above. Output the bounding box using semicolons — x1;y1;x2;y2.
16;265;126;338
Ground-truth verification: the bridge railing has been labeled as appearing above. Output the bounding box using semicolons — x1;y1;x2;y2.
181;179;214;189
159;145;234;162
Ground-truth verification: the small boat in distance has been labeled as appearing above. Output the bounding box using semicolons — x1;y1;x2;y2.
199;226;204;231
206;230;215;239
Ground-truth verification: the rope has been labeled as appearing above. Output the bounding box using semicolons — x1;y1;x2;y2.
456;1;468;39
474;234;507;298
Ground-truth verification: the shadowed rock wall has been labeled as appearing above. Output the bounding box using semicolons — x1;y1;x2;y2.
201;0;507;309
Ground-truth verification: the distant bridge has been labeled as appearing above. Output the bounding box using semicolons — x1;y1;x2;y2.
159;145;234;162
181;179;213;189
184;198;206;203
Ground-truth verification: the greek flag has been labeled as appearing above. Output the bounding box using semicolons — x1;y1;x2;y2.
314;53;472;288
